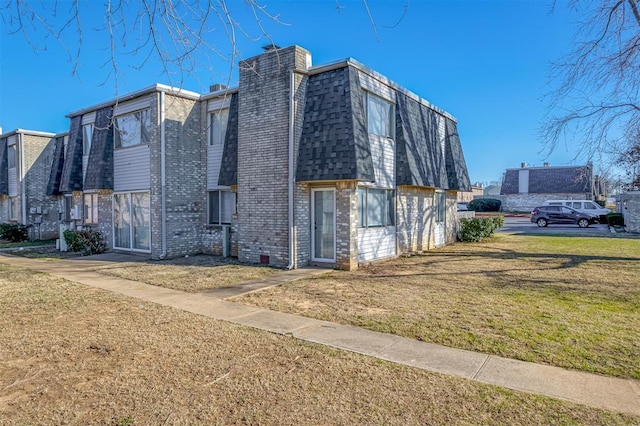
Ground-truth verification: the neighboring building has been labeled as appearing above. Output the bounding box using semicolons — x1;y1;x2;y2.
457;184;483;203
500;163;596;212
483;184;501;197
47;44;470;270
0;129;66;239
616;191;640;233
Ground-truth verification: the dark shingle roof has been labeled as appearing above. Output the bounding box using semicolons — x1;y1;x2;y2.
84;106;114;190
59;115;84;192
296;66;374;182
46;136;66;196
218;93;239;186
396;93;446;187
501;165;592;195
0;138;8;195
444;117;471;191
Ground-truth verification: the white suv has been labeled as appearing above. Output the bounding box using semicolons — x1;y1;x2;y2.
542;200;610;218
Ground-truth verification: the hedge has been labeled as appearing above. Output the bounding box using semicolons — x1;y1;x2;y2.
467;198;502;212
0;223;30;243
458;216;504;242
63;229;107;255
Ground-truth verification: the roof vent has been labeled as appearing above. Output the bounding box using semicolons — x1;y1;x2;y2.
209;84;227;93
262;43;281;52
521;162;528;168
543;162;550;167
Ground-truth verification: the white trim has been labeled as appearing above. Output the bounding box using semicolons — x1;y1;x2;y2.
311;188;336;263
113;96;153;117
81;112;97;125
7;135;17;146
207;97;232;112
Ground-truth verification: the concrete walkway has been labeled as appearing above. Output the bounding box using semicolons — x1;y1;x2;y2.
1;253;638;417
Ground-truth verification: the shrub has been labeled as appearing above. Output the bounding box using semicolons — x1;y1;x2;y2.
63;229;107;255
606;213;624;227
0;223;30;243
468;198;502;212
458;217;503;242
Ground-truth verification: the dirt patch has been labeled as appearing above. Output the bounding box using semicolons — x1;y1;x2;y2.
0;263;635;425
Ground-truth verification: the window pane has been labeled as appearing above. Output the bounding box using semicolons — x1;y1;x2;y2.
209;109;229;145
386;190;395;226
132;192;150;250
208;191;220;224
436;192;446;223
367;189;385;227
367;94;392;137
115;109;150;148
83;124;93;155
114;194;131;249
220;191;235;224
357;188;366;228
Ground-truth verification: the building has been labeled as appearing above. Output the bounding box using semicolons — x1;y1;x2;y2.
456;184;483;203
500;163;596;212
0;129;65;239
45;44;470;269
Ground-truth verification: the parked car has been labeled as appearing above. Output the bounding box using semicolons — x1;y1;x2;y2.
457;202;469;211
530;205;599;228
542;200;611;218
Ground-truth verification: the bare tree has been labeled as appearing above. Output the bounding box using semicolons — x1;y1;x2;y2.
542;0;640;175
0;0;288;92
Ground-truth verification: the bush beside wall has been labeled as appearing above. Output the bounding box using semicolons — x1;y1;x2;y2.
458;216;504;242
0;223;30;243
63;229;107;255
468;198;502;212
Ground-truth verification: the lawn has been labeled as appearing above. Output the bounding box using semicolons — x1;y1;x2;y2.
238;234;640;379
92;254;277;293
0;263;635;425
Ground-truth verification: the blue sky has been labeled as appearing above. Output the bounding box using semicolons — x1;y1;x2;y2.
0;0;578;184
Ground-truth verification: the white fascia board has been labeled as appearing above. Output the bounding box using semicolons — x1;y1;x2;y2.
0;129;57;138
201;86;239;102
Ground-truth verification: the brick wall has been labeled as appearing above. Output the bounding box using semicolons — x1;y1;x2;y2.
236;45;310;268
501;193;585;212
397;186;436;252
152;93;204;259
335;181;359;270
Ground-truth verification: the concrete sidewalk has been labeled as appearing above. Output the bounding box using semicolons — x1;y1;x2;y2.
1;253;638;417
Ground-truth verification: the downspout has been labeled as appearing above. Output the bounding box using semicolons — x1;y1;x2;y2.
286;70;296;269
160;92;167;258
19;133;27;226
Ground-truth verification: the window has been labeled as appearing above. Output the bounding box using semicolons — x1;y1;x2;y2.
83;124;93;156
208;190;236;225
435;191;446;223
63;195;73;221
358;187;395;228
363;91;394;138
7;145;16;169
9;196;19;220
83;193;98;224
114;109;151;148
585;202;597;210
209;109;229;145
114;192;150;251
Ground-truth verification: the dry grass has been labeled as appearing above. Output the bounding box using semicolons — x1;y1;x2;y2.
0;264;636;425
239;234;640;379
93;255;277;293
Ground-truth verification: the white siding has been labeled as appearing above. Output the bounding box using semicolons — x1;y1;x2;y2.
207;145;224;189
114;96;153;117
358;70;395;103
358;226;396;262
370;135;395;188
114;145;151;191
8;168;17;196
207;97;231;112
82;112;96;125
518;169;530;193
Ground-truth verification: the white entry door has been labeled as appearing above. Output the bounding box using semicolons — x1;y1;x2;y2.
434;190;446;247
311;189;336;262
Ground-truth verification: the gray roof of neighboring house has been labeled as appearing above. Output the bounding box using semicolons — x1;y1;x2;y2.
501;165;592;195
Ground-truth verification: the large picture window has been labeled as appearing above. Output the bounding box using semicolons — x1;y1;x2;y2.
358;187;395;228
208;190;235;225
114;109;151;148
114;191;150;251
209;109;229;145
83;193;98;224
363;91;394;138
